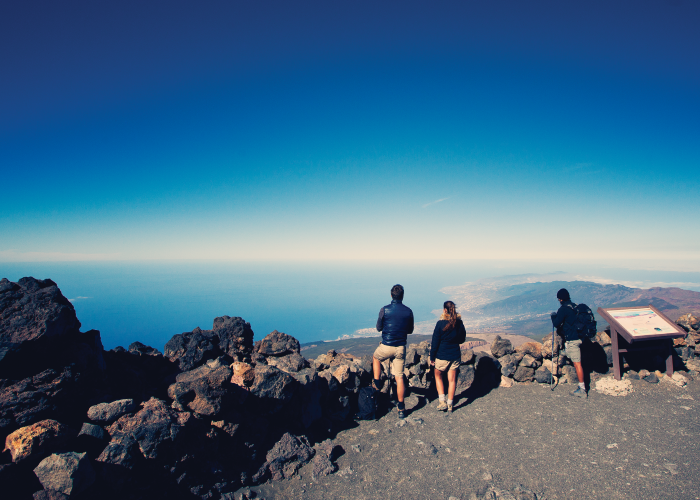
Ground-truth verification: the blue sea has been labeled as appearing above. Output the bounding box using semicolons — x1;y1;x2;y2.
2;261;700;350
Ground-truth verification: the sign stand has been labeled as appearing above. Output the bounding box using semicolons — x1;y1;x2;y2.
597;305;686;381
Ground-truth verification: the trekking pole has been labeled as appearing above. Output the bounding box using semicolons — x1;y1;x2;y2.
550;324;554;390
553;327;560;390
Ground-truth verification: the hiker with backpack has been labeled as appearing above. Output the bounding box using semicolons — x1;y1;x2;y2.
429;300;467;413
550;288;597;398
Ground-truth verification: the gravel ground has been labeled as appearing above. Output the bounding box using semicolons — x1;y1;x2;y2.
245;377;700;500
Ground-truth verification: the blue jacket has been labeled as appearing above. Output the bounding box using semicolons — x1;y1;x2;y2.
376;299;414;346
551;300;578;341
430;318;467;362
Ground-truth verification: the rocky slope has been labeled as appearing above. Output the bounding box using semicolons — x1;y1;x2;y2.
1;277;699;500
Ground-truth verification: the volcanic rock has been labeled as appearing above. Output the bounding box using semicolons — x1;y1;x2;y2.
248;365;297;412
534;366;553;384
595;330;612;346
168;357;235;416
291;369;322;429
519;354;538;369
501;362;516;378
105;397;192;460
0;278;81;376
252;432;314;483
266;352;308;373
516;342;543;360
455;365;476;393
513;366;535;383
541;335;564;358
499;376;514;388
33;452;95;496
255;330;301;357
87;399;137;424
461;348;475;364
490;336;514;358
128;342;161;356
312;439;343;479
230;361;255;387
164;316;254;372
32;490;69;500
4;419;70;463
561;365;578;384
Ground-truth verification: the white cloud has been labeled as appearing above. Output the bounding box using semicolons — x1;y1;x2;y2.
68;296;91;303
422;197;450;208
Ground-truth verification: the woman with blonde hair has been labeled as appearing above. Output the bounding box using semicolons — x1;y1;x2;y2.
429;300;466;413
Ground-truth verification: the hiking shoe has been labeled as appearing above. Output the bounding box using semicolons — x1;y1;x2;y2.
397;407;406;419
570;387;587;398
447;404;453;414
436;400;448;411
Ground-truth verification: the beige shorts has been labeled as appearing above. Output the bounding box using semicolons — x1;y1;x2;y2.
434;359;460;372
373;344;406;377
565;339;582;363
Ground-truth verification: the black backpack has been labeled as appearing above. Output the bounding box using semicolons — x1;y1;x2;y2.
569;303;597;339
356;386;376;420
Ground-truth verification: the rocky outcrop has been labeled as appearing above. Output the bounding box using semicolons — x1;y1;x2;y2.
4;419;71;464
491;335;515;358
252;432;314;482
33;451;95;496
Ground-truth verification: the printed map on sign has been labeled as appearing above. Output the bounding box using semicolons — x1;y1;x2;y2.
609;308;677;337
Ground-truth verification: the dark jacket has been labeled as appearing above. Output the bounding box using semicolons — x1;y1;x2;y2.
430;318;467;362
376;299;414;347
551;300;578;341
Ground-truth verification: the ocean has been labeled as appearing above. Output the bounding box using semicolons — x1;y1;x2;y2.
2;260;700;350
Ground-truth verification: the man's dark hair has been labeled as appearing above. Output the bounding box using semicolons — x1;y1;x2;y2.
557;288;570;301
391;284;404;301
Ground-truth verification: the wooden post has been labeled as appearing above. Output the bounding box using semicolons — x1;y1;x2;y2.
611;326;621;381
666;340;674;377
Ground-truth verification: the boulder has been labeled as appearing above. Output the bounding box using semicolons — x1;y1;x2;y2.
404;346;419;367
105;398;191;461
676;313;700;332
561;365;578;384
516;342;543;360
291;369;322;429
312;439;342;479
0;278;81;377
519;354;538;369
594;331;612;347
87;399;137;424
499;376;514;388
248;365;297;411
3;419;70;463
266;352;308;373
77;423;105;441
252;432;314;483
460;348;475;365
513;366;535;383
455;365;475;394
127;342;161;356
33;452;95;497
534;366;553;384
332;365;351;385
230;361;255;387
167;357;235;416
164;316;254;372
490;336;514;358
604;346;614;366
501;362;516;378
541;335;564;358
256;330;300;357
33;490;69;500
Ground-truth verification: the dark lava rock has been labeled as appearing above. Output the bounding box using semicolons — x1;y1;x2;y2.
535;366;553;384
104;397;193;460
87;399;138;423
252;432;314;483
604;345;614;366
405;346;419;367
501;362;516;378
167;357;237;416
0;278;81;377
266;352;309;373
513;366;536;383
312;439;343;479
519;354;538;369
490;336;514;358
33;451;95;496
78;422;105;441
455;364;475;394
33;489;70;500
248;365;297;411
164;316;254;372
255;330;301;357
643;373;659;384
624;370;640;380
128;341;162;356
292;369;322;429
461;348;475;365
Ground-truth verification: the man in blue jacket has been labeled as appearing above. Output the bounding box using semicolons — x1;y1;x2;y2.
373;284;414;418
551;288;586;398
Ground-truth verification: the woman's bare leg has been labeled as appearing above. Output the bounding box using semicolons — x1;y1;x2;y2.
447;368;458;401
434;367;445;396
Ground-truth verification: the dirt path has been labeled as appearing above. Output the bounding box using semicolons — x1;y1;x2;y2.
246;377;700;500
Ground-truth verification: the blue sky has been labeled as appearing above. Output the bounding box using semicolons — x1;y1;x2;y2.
1;1;699;265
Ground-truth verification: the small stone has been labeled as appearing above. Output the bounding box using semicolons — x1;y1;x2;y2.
499;376;514;388
643;373;659;384
351;444;361;453
482;471;493;481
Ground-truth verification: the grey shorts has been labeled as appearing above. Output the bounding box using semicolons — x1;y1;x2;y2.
565;339;582;363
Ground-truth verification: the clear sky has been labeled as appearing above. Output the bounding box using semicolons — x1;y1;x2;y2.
2;1;699;265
